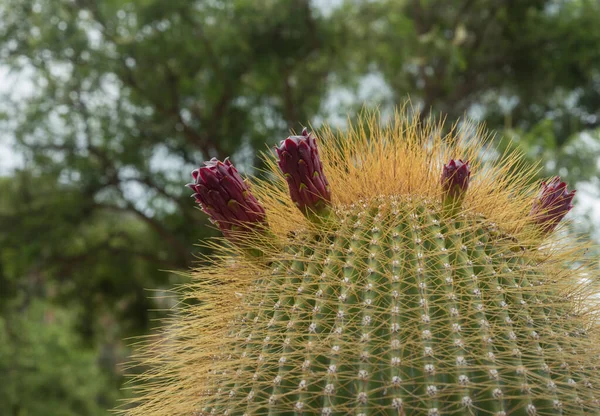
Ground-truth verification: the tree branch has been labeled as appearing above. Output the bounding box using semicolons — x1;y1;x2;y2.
94;202;191;263
50;234;184;277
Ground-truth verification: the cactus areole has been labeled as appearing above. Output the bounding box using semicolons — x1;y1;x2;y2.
126;111;600;416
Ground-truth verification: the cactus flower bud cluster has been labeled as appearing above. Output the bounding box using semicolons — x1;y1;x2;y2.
438;160;576;233
188;128;333;241
530;176;576;233
189;143;577;240
186;157;266;238
275;128;331;217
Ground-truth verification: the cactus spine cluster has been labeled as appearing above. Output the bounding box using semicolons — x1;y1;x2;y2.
125;110;600;416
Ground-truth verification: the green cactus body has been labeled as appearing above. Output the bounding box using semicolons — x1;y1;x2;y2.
125;111;600;416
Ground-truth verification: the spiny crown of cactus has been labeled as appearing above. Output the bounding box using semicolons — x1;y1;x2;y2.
125;110;600;416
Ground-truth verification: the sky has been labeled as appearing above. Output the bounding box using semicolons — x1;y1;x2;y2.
0;65;28;174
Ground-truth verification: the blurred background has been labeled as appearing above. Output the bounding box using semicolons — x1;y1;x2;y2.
1;0;600;414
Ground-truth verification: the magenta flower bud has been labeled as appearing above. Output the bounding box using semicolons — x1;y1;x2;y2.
441;159;471;211
186;157;267;238
530;176;576;233
275;128;331;217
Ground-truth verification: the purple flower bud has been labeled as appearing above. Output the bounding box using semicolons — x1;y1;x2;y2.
530;176;576;233
275;128;331;216
187;157;267;238
441;159;471;207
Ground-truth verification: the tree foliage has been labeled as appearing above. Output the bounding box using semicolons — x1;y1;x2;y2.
0;299;118;415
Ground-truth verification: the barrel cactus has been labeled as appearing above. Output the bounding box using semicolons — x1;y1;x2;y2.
126;111;600;415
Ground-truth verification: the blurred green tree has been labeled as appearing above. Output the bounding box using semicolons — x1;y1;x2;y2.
342;0;600;185
0;0;352;336
0;299;117;416
0;0;354;412
1;0;600;413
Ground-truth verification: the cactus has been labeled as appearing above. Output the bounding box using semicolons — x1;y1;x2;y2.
125;110;600;416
